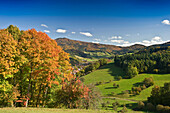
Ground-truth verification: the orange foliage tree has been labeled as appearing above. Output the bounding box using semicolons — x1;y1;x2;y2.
0;26;90;108
0;29;19;106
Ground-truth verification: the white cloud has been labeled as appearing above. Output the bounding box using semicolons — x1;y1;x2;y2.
44;30;50;33
56;29;67;33
92;41;100;44
123;41;130;44
41;24;48;28
152;36;161;41
80;32;93;37
93;38;101;41
111;40;129;44
120;36;169;47
109;36;122;39
72;32;76;34
162;19;170;25
142;40;150;44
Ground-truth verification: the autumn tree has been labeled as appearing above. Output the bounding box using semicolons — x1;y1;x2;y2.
0;29;18;106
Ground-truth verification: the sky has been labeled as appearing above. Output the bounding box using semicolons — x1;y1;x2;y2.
0;0;170;46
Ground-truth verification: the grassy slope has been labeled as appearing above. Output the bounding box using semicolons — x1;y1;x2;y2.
83;63;125;85
83;63;170;101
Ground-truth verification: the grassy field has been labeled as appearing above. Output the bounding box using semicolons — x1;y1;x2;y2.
83;63;170;101
82;62;170;113
83;63;125;84
0;107;149;113
0;108;114;113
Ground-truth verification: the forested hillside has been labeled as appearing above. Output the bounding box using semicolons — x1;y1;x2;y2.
115;46;170;78
56;38;145;58
56;38;170;66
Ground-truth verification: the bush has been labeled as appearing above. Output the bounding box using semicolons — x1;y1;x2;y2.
115;76;122;81
101;102;106;108
137;101;145;110
119;105;128;113
156;104;164;112
143;77;154;87
162;106;170;113
146;103;155;111
112;102;117;111
115;101;120;107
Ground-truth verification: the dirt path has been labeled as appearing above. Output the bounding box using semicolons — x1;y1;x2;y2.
102;96;138;102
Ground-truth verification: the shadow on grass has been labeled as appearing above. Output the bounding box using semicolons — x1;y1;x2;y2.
133;82;143;87
99;63;126;78
105;87;118;89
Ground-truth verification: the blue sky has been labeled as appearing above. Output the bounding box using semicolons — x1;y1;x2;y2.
0;0;170;46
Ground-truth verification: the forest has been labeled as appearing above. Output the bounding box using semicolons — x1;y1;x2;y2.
114;47;170;78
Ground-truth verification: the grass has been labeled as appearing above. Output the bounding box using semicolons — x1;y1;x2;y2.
83;63;125;85
0;108;114;113
82;63;170;112
83;63;170;101
0;107;148;113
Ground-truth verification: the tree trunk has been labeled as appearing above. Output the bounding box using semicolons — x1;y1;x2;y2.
25;65;32;107
36;83;42;107
42;85;48;107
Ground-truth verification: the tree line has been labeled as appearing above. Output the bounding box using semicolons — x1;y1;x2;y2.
114;47;170;78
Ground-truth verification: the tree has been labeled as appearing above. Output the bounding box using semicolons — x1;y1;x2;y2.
143;77;154;87
126;66;138;78
0;29;19;106
148;82;170;106
15;29;73;107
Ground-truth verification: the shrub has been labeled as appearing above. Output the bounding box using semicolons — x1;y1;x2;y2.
106;101;110;105
101;102;106;108
113;83;116;87
112;102;117;111
115;101;120;107
143;77;154;87
111;92;115;95
156;104;164;112
115;75;122;81
146;103;155;111
163;106;170;113
137;101;145;110
119;105;128;113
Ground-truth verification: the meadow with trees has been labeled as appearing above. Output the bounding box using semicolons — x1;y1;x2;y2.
0;25;170;113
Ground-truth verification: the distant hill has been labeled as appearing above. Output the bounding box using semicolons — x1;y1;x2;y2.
55;38;145;55
55;38;170;65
